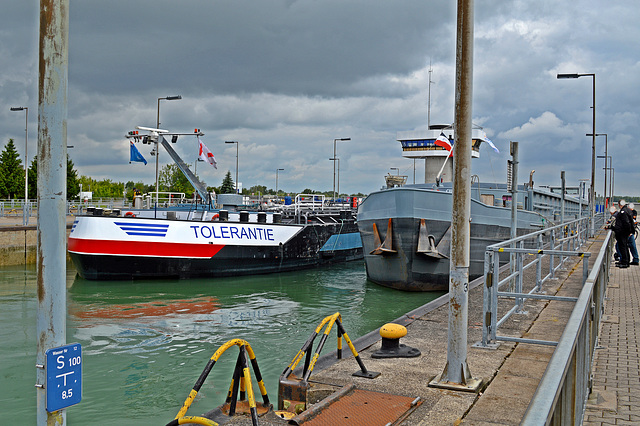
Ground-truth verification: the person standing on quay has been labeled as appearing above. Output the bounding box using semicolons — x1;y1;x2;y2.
614;199;633;268
628;203;639;265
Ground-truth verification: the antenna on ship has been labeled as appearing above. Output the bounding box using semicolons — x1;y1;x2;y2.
427;59;435;129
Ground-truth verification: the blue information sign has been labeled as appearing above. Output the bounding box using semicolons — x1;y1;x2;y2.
45;343;82;412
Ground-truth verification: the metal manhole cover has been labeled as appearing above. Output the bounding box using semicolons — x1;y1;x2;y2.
298;388;421;426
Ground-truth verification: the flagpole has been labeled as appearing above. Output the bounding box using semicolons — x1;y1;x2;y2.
436;144;455;185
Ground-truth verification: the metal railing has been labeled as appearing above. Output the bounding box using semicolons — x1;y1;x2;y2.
475;217;591;348
522;231;612;425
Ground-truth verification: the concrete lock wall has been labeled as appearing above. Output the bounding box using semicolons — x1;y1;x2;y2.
0;226;72;266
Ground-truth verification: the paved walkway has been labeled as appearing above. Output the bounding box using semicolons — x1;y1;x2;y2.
584;255;640;424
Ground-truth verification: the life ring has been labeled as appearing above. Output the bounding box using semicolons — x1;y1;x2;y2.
125;211;136;218
351;197;358;209
211;213;219;221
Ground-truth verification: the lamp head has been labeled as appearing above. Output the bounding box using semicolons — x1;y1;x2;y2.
557;73;580;79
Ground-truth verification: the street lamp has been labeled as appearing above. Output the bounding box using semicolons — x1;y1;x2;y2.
194;157;204;176
611;167;615;201
598;155;613;206
10;106;28;225
275;168;284;197
597;154;611;210
155;95;182;204
332;138;350;202
557;73;595;235
225;141;239;193
588;133;608;209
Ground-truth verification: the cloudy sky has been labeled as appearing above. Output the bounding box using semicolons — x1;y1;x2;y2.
1;0;639;197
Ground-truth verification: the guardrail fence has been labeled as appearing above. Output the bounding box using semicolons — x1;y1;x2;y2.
522;231;612;425
475;217;590;348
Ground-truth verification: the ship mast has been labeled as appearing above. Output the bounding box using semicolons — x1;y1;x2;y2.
427;59;435;129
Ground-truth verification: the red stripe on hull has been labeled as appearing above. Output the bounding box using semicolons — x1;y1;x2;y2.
68;237;225;258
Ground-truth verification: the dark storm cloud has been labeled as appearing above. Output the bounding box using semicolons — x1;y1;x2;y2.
69;0;452;98
1;0;639;195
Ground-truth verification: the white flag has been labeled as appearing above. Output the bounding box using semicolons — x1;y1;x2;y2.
481;131;500;153
198;137;217;169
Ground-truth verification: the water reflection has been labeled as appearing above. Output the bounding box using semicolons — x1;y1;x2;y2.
2;260;442;424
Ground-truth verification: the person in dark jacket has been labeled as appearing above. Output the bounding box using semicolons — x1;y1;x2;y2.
628;203;639;265
614;199;634;268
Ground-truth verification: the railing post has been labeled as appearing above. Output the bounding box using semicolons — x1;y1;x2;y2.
550;228;556;278
516;240;526;313
481;250;492;346
583;253;589;285
536;233;543;292
491;248;500;342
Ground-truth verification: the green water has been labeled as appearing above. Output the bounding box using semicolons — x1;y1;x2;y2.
0;260;442;425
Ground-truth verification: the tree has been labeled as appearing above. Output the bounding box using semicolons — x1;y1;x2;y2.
248;185;267;196
27;156;37;199
0;139;24;199
27;155;81;200
159;163;194;196
220;171;235;194
67;157;80;199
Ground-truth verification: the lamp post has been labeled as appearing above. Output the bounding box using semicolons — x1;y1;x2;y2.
194;157;204;176
332;138;350;202
225;141;239;194
10;106;28;225
275;168;284;197
155;95;182;204
588;133;608;209
597;154;611;209
557;73;595;235
611;167;615;201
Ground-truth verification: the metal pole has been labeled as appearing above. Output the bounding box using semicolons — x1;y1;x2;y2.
235;142;238;193
591;76;596;236
331;138;350;202
336;158;340;202
24;107;28;225
156;95;181;205
510;142;518;291
37;0;69;424
156;98;161;206
333;139;337;202
610;165;614;203
561;171;565;224
603;134;608;209
611;167;615;201
430;0;481;392
275;168;284;195
10;107;29;225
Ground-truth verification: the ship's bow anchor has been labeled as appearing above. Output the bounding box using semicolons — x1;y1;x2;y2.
417;219;449;259
370;218;397;255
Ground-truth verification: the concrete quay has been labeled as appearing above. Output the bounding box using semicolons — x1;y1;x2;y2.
0;215;74;266
584;250;640;425
218;231;629;425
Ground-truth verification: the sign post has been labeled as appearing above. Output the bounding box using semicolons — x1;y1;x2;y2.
45;343;82;412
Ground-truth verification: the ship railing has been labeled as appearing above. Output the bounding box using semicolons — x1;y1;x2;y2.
522;230;612;425
475;216;591;350
292;193;326;215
